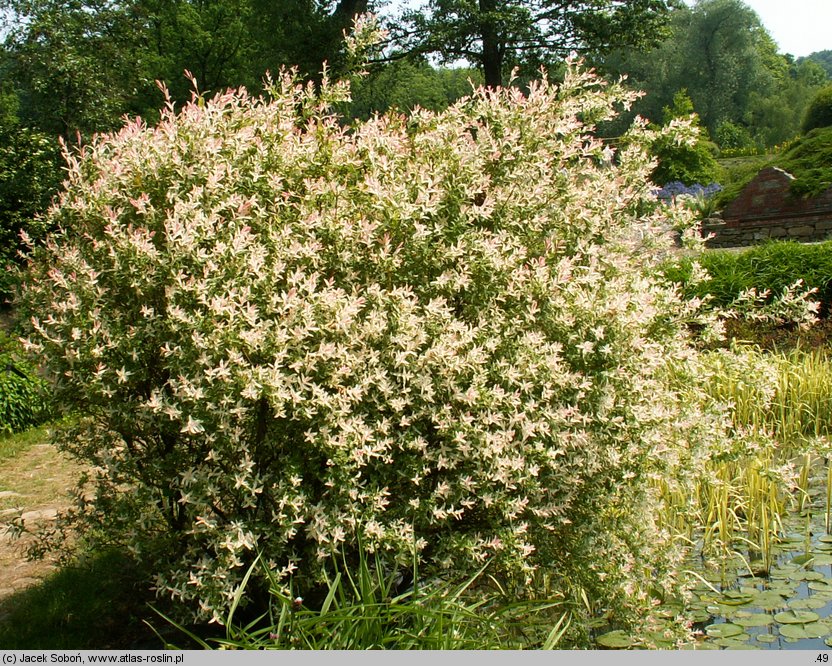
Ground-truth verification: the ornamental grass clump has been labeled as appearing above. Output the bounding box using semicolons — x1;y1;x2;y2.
16;62;716;635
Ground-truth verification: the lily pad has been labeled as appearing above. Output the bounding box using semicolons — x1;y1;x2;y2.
792;570;825;581
711;637;754;648
721;590;755;606
756;633;777;643
808;579;832;591
734;613;774;628
655;604;684;619
740;577;767;586
809;553;832;566
705;623;744;638
689;609;712;624
792;553;815;566
596;630;635;649
705;603;742;618
818;535;832;543
750;591;789;611
770;565;801;579
774;609;821;624
788;597;828;610
825;636;832;647
778;622;828;639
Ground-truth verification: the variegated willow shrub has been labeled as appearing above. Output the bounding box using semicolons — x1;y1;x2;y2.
16;63;721;633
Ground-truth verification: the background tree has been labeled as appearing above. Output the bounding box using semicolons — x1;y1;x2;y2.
0;125;62;301
800;51;832;80
600;0;826;150
0;0;380;137
0;0;154;135
348;59;482;119
138;0;255;104
243;0;374;84
397;0;678;88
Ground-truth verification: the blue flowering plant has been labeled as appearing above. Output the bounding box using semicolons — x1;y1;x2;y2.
654;182;722;202
654;182;723;221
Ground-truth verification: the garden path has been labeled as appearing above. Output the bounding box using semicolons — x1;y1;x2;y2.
0;440;84;612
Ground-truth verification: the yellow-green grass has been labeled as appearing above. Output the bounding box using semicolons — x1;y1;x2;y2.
661;346;832;566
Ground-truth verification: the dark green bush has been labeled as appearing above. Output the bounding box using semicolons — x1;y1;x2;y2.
663;240;832;315
0;330;49;435
651;90;722;186
803;85;832;134
715;120;756;152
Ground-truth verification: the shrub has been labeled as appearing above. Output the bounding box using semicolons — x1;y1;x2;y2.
663;240;832;317
802;85;832;134
650;90;722;187
0;330;49;435
17;62;717;635
714;120;755;153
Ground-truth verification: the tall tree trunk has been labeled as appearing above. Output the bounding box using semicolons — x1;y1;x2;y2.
332;0;369;33
479;0;502;88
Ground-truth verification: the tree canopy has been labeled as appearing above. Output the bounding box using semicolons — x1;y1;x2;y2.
0;0;372;135
600;0;827;150
397;0;678;88
800;51;832;80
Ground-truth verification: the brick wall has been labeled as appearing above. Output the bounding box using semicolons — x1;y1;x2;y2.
703;167;832;248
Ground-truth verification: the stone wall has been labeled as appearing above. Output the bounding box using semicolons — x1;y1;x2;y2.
702;167;832;248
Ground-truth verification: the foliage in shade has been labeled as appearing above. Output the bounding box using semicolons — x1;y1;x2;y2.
16;61;721;636
347;60;482;120
0;127;62;301
0;549;157;649
0;330;49;436
0;0;372;136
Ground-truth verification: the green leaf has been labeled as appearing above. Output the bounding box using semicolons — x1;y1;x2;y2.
596;630;636;649
778;622;828;639
774;610;820;624
705;623;744;638
733;613;774;628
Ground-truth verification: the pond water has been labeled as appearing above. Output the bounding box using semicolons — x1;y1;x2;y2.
684;477;832;650
594;471;832;649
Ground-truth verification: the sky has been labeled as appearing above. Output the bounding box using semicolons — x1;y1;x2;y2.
687;0;832;58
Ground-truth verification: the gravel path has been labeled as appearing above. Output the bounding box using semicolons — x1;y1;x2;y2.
0;441;84;604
